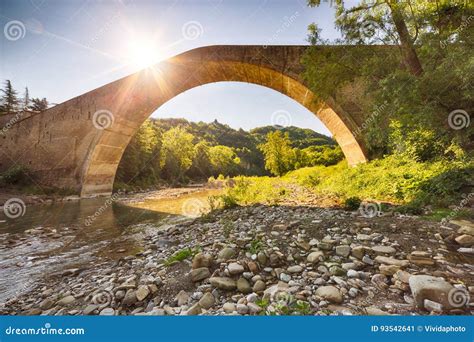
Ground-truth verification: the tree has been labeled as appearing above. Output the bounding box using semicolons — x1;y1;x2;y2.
304;1;473;157
116;119;162;184
307;0;425;75
22;87;30;110
208;145;241;176
30;98;49;112
259;131;295;176
160;126;195;183
189;140;212;178
0;80;19;114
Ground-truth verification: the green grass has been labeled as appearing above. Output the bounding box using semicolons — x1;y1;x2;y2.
223;155;474;209
164;247;201;266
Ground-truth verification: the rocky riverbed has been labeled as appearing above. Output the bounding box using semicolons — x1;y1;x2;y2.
1;198;473;316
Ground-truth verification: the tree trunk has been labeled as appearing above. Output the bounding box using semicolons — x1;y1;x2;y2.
387;1;423;76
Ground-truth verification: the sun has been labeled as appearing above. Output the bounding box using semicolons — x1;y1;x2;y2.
127;39;162;70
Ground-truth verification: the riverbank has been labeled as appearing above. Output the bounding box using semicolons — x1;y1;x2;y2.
1;187;473;316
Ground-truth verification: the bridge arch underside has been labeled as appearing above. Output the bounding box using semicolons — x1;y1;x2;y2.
81;60;367;196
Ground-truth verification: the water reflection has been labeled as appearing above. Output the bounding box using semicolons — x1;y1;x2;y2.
0;189;220;303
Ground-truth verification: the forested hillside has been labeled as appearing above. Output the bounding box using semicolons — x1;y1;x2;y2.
115;118;342;189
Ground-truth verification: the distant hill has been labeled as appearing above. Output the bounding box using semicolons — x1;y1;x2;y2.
152;118;336;149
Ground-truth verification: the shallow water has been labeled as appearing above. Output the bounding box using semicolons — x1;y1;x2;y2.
0;189;220;303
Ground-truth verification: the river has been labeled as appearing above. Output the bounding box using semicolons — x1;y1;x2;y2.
0;188;221;303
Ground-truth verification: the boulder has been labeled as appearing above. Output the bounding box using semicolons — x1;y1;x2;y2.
315;286;343;304
408;275;455;310
209;277;237;291
218;247;236;261
190;267;211;282
192;253;213;269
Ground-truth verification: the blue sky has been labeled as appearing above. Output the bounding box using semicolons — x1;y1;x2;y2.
0;0;346;135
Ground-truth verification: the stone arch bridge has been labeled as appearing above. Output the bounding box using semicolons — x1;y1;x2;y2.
0;45;372;197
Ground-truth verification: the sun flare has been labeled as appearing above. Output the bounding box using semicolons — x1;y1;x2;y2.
127;39;162;69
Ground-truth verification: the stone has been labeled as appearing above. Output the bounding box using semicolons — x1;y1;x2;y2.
257;252;268;265
237;277;252;293
198;292;215;309
335;245;351;257
190;267;211;282
185;302;202;315
57;295;75;306
318;242;334;251
209;277;237;291
39;298;54;310
408;275;455;310
458;247;474;254
362;255;374;265
329;265;346;276
455;234;474;246
218;247;236;261
287;265;303;273
192;253;213;269
99;308;115;316
457;225;474;236
223;302;236;313
371;245;396;255
247;261;259;273
280;273;291;282
351;246;366;259
122;289;137;306
136;285;150;301
394;270;411;283
307;251;324;263
83;304;98;315
365;307;390;315
176;290;190;306
236;304;249;314
408;251;435;266
371;274;389;289
379;264;400;276
315;286;343;304
253;280;266;292
228;262;245;275
423;299;443;312
247;302;262;314
347;270;359;278
374;256;409;267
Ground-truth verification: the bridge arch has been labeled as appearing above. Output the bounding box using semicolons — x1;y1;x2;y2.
0;46;368;197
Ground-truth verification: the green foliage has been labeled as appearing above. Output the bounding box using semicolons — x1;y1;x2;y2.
0;80;19;114
116;118;339;187
344;197;362;211
225;176;290;206
164;246;201;266
259;131;296;176
303;1;473;159
226;156;473;208
248;239;264;254
0;165;31;186
160;126;195;183
208;145;241;176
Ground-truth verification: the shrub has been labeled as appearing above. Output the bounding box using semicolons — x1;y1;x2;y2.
344;197;362;211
